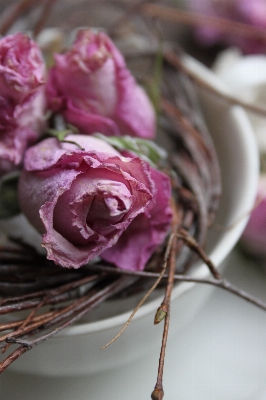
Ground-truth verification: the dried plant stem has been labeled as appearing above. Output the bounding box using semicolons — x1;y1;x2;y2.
151;315;168;399
33;0;58;37
141;3;266;43
0;245;34;255
152;201;182;400
1;296;46;354
101;231;177;350
0;0;38;35
0;275;136;373
165;50;266;119
109;0;158;36
176;228;222;280
89;266;266;313
0;274;99;313
0;311;55;332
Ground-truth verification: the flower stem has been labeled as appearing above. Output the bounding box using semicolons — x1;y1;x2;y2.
0;0;38;35
165;50;266;119
152;199;182;398
141;3;266;43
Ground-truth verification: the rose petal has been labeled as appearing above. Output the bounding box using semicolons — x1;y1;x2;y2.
102;167;172;270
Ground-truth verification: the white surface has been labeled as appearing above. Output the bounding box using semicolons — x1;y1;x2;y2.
1;248;266;399
213;50;266;152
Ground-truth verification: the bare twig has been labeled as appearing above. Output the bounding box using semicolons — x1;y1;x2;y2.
141;3;266;43
101;230;176;350
88;265;266;312
108;0;158;36
152;200;182;399
33;0;58;37
176;228;222;280
0;275;136;373
0;0;38;35
165;50;266;119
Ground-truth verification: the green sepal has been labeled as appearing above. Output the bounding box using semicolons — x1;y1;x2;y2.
94;133;167;168
46;126;85;150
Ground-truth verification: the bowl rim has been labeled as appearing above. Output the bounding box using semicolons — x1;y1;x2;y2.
49;56;259;338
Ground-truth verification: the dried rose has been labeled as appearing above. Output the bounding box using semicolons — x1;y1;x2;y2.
18;134;172;270
0;33;46;174
241;175;266;258
188;0;266;54
46;29;156;139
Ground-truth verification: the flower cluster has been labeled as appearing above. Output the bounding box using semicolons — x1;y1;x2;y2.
0;29;172;271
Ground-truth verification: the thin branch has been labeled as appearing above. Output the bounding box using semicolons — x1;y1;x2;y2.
108;0;158;36
152;201;182;399
89;265;266;312
0;274;99;313
33;0;58;37
164;50;266;118
0;311;55;332
101;231;176;350
141;3;266;43
0;0;38;35
176;228;222;280
0;276;136;373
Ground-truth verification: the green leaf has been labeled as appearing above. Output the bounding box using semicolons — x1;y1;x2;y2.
94;133;167;168
0;172;21;219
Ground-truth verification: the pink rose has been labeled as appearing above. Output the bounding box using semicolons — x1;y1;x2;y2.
46;29;156;139
241;176;266;257
188;0;266;54
0;33;46;174
18;135;172;270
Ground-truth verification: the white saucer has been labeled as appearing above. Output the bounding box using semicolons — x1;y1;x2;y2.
1;248;266;400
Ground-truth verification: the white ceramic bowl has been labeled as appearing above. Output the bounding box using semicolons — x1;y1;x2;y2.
5;56;259;377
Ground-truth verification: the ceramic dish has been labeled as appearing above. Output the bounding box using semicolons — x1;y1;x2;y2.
4;56;259;377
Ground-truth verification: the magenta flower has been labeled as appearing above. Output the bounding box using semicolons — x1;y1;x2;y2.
18;135;172;270
188;0;266;54
0;33;46;174
241;176;266;257
46;29;156;139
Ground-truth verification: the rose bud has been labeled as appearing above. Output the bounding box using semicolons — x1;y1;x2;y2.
241;175;266;258
18;135;172;270
0;33;46;174
46;29;156;139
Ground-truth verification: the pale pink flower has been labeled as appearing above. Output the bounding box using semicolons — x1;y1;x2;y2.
188;0;266;53
241;175;266;257
0;33;46;173
18;135;172;270
46;29;156;139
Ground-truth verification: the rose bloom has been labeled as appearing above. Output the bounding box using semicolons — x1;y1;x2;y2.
0;33;46;174
188;0;266;53
18;135;172;271
46;29;156;139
